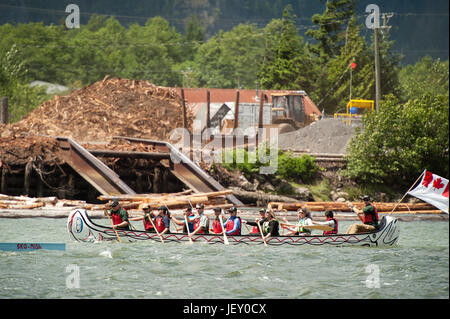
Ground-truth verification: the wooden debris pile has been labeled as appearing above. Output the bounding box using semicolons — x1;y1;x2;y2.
268;201;443;214
1;76;193;142
0;136;65;166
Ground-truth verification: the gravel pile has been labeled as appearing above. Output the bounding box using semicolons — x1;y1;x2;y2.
278;118;356;154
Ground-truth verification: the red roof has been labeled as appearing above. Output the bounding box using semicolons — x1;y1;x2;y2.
174;88;321;116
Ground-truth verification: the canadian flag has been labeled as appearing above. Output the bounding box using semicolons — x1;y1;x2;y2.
408;170;449;213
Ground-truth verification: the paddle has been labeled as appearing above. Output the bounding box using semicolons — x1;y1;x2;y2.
219;214;229;245
104;208;122;243
184;214;194;245
257;220;268;247
302;224;333;232
147;212;165;244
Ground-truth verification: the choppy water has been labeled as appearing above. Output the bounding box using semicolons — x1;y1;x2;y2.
0;217;448;299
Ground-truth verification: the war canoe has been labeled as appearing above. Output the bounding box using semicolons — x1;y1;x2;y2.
67;209;400;247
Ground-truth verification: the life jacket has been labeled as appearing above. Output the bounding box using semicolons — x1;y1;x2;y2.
323;217;338;235
154;215;166;233
111;208;129;229
212;218;223;234
297;218;312;234
143;213;155;231
183;213;195;233
225;216;241;235
363;205;379;227
194;214;209;234
251;217;265;234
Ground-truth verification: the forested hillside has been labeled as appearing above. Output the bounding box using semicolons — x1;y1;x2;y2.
0;0;448;64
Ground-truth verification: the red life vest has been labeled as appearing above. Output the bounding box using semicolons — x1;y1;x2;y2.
194;215;209;234
111;209;126;225
143;213;155;231
251;217;265;234
212;218;222;234
154;216;166;233
323;217;338;235
225;216;241;235
362;205;379;225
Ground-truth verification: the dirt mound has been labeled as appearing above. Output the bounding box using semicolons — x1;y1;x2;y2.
1;76;193;142
278;118;356;154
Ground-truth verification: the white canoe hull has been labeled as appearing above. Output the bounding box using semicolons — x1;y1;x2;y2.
67;209;400;247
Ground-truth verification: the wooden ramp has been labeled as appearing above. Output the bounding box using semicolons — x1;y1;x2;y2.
113;136;243;206
57;137;136;196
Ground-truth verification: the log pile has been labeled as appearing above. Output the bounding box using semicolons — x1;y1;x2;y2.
1;76;194;142
268;201;444;214
0;190;234;212
98;189;235;211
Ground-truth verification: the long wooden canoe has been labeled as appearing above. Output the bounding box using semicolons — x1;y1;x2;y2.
67;209;400;247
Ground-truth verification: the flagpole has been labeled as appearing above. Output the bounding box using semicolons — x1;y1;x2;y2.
389;170;426;214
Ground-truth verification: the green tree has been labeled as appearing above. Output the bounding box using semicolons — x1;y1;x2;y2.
306;0;356;59
399;56;449;101
258;5;311;90
0;44;48;123
192;24;264;88
343;94;449;186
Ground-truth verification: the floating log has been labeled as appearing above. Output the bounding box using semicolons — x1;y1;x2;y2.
268;201;437;212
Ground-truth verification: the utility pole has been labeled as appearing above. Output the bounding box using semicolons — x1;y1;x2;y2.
373;11;393;112
374;26;381;112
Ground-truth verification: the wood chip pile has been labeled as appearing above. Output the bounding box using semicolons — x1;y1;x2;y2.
1;76;193;142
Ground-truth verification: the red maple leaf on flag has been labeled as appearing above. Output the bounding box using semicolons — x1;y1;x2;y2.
422;171;433;187
432;178;445;190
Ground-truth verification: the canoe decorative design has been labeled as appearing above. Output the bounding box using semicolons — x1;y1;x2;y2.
67;209;400;247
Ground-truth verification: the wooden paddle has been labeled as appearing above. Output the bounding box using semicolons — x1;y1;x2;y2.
147;213;165;244
219;215;229;245
257;220;268;247
302;224;333;232
184;214;194;245
104;208;122;243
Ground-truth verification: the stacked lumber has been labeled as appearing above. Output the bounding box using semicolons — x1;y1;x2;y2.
268;201;443;214
98;190;234;211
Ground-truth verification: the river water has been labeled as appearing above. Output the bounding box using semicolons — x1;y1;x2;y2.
0;217;448;299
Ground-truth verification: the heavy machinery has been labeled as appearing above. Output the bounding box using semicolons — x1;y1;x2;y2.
271;92;307;134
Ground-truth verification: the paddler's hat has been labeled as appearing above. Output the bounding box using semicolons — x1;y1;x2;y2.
143;204;151;210
363;195;370;202
213;207;222;212
196;203;204;209
259;208;265;214
227;206;237;213
109;199;119;207
157;205;168;211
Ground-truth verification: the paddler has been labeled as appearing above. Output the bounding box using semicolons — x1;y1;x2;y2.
209;207;224;234
281;207;313;236
242;208;267;235
312;210;338;235
261;210;279;240
154;206;171;235
171;206;195;233
129;204;156;232
104;199;130;230
345;195;379;234
189;203;210;237
223;206;242;236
